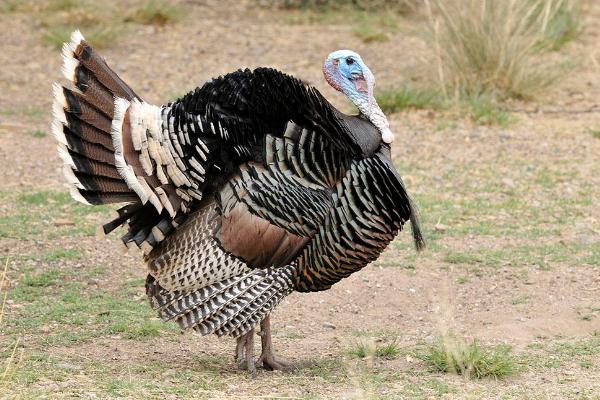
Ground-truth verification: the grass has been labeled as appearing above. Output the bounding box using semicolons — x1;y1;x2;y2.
43;24;122;49
425;0;569;101
419;334;516;379
353;24;388;43
466;95;512;127
537;0;582;51
0;190;111;240
39;2;123;49
511;295;529;305
5;267;179;347
376;85;442;113
278;2;404;45
124;0;183;26
0;259;24;397
0;106;44;119
348;340;400;360
27;129;47;138
37;0;185;49
589;129;600;139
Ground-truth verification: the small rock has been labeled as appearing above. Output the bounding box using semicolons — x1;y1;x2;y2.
434;223;448;233
40;325;50;334
501;178;515;189
322;322;336;330
57;362;80;371
87;278;100;286
409;288;416;294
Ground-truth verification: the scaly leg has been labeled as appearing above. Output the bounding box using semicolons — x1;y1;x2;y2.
234;328;256;374
258;314;294;371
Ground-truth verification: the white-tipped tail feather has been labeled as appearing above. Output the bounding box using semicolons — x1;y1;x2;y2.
61;30;84;82
51;82;68;125
110;97;149;203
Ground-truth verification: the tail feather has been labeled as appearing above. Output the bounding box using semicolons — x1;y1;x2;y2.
52;30;193;255
62;30;137;101
53;31;139;206
62;150;122;180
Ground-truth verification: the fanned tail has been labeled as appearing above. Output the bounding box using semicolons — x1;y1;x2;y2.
52;30;185;254
52;30;139;206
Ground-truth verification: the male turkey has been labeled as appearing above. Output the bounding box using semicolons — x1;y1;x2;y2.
51;31;424;372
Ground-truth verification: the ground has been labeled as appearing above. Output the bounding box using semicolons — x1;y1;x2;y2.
0;1;599;399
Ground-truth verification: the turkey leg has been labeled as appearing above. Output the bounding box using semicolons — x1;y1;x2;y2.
258;314;294;371
235;328;256;374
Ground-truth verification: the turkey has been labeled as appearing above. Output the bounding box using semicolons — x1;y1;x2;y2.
51;30;424;372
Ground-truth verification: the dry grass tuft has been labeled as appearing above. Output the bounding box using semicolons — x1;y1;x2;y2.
419;333;516;379
125;0;183;26
0;259;24;396
537;0;582;50
376;85;443;113
424;0;576;101
39;2;123;49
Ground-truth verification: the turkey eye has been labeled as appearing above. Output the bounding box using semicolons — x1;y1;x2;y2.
345;58;354;65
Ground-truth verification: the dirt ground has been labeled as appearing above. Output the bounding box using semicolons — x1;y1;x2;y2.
0;1;599;399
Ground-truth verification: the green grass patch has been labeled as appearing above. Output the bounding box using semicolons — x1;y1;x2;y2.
589;129;600;139
375;341;400;359
348;342;370;358
441;242;596;269
22;270;62;288
466;96;512;127
353;23;388;43
0;106;44;119
307;358;347;383
348;340;400;360
37;1;125;49
0;190;111;240
511;295;529;305
376;85;442;113
125;0;183;26
27;129;47;138
6;268;179;347
525;335;600;371
419;335;516;379
42;24;122;50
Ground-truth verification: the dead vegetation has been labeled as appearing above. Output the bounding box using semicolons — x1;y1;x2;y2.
424;0;579;101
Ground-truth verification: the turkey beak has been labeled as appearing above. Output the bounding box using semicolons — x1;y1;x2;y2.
350;72;368;94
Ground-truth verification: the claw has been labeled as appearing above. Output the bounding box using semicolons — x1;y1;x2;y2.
258;314;295;371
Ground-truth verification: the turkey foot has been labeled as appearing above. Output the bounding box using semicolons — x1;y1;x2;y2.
235;328;256;374
258;315;295;371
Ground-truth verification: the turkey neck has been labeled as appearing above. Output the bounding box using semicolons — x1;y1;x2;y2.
334;109;383;157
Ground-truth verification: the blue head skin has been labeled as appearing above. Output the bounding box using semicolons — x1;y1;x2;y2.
323;50;374;107
323;50;393;143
